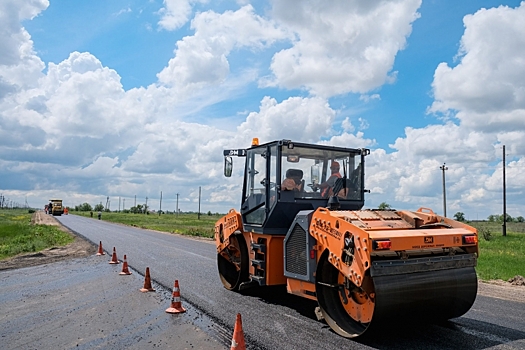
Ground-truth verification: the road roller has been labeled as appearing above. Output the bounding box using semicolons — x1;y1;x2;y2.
215;139;478;338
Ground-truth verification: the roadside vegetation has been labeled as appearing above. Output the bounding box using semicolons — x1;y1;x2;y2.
73;210;218;238
0;209;74;260
469;221;525;281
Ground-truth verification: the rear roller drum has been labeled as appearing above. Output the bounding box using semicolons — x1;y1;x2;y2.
217;233;249;291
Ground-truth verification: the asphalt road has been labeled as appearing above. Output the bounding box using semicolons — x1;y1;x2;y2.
0;256;225;349
56;214;525;350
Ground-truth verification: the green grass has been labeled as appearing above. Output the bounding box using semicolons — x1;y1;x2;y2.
469;221;525;281
0;209;74;260
73;211;219;238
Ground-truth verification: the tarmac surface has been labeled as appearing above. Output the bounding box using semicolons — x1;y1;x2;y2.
0;255;228;349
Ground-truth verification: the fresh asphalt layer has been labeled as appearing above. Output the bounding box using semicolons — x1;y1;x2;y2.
0;255;227;349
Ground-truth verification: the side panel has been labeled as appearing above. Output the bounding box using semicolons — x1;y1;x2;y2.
215;209;243;254
286;279;317;301
244;232;287;286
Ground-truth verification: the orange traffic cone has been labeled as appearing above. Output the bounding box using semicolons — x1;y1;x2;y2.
230;313;246;350
96;241;105;256
140;267;155;292
166;280;186;314
119;255;131;275
109;247;119;264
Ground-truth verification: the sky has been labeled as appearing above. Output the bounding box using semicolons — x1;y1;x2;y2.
1;0;524;220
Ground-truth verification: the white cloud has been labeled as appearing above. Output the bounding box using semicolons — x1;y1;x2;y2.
0;0;46;90
157;5;289;93
158;0;205;31
429;2;525;132
237;96;334;143
0;0;48;66
267;0;422;97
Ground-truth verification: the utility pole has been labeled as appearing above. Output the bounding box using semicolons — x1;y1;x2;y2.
440;163;448;217
159;191;162;216
134;195;136;208
198;187;201;220
119;196;121;212
176;193;179;217
123;198;125;211
503;145;507;236
145;197;148;214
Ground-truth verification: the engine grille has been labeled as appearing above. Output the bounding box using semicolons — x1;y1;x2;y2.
285;224;307;276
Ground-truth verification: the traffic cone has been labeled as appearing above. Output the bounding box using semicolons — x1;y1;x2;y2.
109;247;119;264
230;313;246;350
96;241;105;256
119;255;131;275
140;267;155;292
165;280;186;314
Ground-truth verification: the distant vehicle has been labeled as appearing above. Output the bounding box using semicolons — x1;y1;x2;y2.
49;199;64;216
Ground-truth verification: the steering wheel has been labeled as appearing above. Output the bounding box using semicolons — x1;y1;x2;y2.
307;183;319;192
260;179;276;189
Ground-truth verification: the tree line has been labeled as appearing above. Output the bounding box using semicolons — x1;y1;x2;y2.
73;202;221;216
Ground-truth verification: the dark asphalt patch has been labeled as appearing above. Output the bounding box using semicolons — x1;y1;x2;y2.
0;255;227;349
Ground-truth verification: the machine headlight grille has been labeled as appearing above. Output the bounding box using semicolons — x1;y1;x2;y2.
285;224;307;276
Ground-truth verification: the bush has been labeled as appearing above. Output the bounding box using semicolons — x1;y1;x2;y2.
28;209;35;213
480;227;492;241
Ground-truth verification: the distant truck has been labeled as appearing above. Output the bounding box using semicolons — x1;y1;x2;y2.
49;199;64;216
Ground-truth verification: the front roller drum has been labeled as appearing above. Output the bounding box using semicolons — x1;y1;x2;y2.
217;233;249;291
315;252;478;338
316;251;374;337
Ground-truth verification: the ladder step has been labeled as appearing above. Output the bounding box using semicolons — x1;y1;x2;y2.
251;243;266;253
251;259;265;267
250;275;266;286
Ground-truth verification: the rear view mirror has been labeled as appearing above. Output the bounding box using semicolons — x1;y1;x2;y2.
224;156;233;177
287;155;300;163
311;164;320;185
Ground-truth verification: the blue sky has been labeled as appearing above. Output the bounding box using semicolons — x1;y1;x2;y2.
1;0;525;220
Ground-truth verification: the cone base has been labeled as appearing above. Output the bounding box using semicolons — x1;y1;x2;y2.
166;306;186;314
96;252;105;256
109;261;120;264
140;288;156;292
119;271;132;275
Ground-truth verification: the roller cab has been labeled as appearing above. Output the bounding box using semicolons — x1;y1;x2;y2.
215;139;478;338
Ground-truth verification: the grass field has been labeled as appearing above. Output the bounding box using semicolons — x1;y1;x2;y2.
73;211;218;238
470;221;525;280
0;209;74;260
3;209;523;281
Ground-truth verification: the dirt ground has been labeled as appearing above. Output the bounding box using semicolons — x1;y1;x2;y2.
1;211;523;304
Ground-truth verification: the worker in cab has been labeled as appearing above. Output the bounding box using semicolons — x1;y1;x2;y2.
281;169;304;192
319;161;341;197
